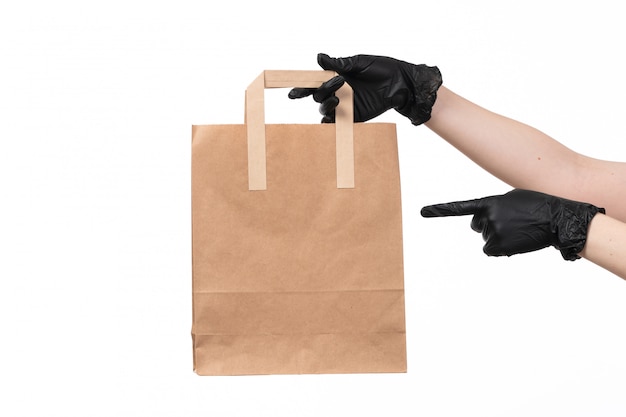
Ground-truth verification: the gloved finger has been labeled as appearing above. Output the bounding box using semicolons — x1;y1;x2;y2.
319;95;339;118
317;53;362;73
321;114;335;124
288;88;316;99
289;76;344;102
420;198;485;218
482;240;507;257
470;212;488;233
312;75;344;103
482;238;549;257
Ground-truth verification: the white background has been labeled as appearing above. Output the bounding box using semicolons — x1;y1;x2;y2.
1;1;625;416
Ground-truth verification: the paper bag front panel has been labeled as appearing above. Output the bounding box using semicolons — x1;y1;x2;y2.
191;122;406;375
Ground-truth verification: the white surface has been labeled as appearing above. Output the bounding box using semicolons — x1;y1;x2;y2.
1;1;625;416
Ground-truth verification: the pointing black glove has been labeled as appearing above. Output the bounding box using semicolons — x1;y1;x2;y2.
420;189;605;260
288;53;442;125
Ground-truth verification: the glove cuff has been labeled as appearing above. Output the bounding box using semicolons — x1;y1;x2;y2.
398;64;443;125
554;200;606;261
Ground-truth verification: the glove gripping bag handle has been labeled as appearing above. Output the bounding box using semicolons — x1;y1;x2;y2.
245;70;354;191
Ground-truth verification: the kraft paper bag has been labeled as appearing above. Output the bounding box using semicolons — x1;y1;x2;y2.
191;70;407;375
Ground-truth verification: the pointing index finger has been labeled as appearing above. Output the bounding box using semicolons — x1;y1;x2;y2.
420;198;485;218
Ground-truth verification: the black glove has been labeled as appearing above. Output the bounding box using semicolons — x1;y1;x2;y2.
288;53;442;125
420;189;605;260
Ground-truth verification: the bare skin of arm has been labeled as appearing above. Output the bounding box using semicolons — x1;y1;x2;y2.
425;87;626;223
579;214;626;280
425;86;626;277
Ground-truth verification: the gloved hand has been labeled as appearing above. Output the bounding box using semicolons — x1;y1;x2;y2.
420;189;605;260
288;53;442;125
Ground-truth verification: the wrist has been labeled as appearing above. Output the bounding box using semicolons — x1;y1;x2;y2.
553;198;606;261
399;64;443;125
578;213;626;279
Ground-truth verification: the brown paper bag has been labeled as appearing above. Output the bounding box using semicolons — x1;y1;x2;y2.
191;70;406;375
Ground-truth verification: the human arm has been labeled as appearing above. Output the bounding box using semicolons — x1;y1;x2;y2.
290;53;626;223
425;87;626;223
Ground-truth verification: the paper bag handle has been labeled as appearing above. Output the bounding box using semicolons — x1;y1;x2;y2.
245;70;354;191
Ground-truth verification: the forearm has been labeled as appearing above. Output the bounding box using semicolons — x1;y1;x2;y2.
579;214;626;280
425;87;626;222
